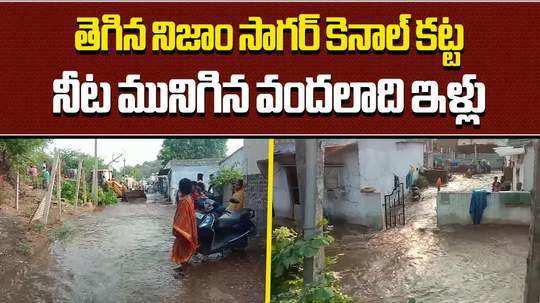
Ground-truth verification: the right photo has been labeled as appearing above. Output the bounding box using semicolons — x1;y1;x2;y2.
270;139;534;303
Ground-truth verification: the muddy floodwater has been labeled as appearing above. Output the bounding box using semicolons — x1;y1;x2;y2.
10;194;263;303
329;173;529;303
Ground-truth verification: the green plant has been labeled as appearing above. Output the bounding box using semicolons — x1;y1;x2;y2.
271;222;352;303
158;139;227;166
414;175;429;189
53;224;73;241
97;187;118;206
210;166;243;188
32;222;45;233
60;180;76;203
17;241;31;256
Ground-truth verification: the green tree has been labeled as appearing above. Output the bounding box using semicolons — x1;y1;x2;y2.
0;139;49;177
157;139;227;165
57;149;107;179
121;166;142;180
133;160;162;179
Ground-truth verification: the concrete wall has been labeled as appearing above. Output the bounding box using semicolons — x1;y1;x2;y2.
437;191;531;226
244;139;269;238
324;143;385;228
220;147;247;174
273;161;294;219
246;173;268;239
513;145;534;191
245;139;269;175
327;191;383;229
357;139;424;194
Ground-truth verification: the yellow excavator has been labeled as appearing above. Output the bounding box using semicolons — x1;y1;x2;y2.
98;169;145;202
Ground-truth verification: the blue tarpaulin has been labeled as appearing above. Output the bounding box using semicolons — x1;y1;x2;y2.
469;190;490;224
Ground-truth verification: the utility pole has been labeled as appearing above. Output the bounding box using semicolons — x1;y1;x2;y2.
524;140;540;303
74;159;83;208
92;139;98;203
296;139;325;284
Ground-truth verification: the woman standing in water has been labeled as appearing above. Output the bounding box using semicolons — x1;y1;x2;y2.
171;178;198;270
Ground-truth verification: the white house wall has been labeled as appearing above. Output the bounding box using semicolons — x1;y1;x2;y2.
324;143;383;228
169;164;219;201
273;161;294;219
245;139;268;175
522;145;535;191
220;147;247;175
357;139;424;195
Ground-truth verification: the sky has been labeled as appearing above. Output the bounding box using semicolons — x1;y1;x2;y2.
47;139;243;169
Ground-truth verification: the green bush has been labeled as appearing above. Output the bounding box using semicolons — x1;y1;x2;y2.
271;222;352;303
53;223;73;241
17;242;31;256
97;187;118;206
414;175;429;189
210;166;243;188
60;180;76;202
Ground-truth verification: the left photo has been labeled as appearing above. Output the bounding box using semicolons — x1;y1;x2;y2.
0;138;269;303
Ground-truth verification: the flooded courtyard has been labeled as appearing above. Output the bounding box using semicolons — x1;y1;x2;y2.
1;194;264;303
329;173;529;303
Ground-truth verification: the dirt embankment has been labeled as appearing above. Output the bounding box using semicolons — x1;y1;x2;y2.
0;179;92;302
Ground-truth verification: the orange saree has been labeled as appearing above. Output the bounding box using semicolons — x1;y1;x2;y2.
171;194;198;264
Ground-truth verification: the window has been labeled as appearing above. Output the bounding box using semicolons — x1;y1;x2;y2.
325;166;343;190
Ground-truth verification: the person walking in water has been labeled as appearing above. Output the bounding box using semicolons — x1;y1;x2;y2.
436;177;443;192
171;178;198;270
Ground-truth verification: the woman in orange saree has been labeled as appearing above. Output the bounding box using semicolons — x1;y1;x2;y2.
171;178;198;266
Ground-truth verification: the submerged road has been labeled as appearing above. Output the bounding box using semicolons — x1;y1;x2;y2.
329;173;528;303
45;194;264;303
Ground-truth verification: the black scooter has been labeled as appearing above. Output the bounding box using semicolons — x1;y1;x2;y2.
195;199;256;256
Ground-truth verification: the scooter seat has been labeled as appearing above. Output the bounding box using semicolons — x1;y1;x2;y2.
216;208;252;229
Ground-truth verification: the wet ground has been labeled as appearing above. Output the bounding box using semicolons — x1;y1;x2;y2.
1;193;264;303
329;172;529;303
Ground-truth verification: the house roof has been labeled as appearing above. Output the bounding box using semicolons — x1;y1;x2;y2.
507;139;533;148
494;146;525;157
165;158;222;168
219;146;244;166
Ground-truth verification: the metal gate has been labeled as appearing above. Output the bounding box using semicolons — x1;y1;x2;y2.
384;182;405;228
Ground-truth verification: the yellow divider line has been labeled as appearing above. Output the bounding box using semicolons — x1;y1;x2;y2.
264;139;275;303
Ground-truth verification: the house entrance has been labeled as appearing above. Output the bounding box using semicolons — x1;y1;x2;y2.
384;182;405;228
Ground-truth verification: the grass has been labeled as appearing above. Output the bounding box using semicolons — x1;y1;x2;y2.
53;223;73;241
24;208;35;218
17;241;31;256
31;222;45;233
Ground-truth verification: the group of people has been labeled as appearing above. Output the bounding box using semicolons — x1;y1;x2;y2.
27;161;50;189
492;176;522;192
170;173;246;268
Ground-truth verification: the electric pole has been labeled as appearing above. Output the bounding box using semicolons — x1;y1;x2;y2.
296;139;325;284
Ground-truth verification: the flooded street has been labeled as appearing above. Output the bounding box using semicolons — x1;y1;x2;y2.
3;193;263;303
329;172;529;303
